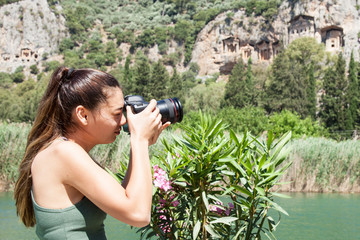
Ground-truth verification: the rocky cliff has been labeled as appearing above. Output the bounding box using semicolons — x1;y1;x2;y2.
191;0;360;76
0;0;67;73
1;0;359;77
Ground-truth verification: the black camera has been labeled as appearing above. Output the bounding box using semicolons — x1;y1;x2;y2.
123;95;183;133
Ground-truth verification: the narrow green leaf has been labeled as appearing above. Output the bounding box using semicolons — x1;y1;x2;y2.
257;172;281;186
261;196;289;216
232;185;252;197
229;129;240;146
221;186;235;196
241;158;254;175
193;221;201;240
173;181;187;187
232;226;247;240
210;140;228;155
204;224;220;238
218;157;235;163
258;154;267;171
267;131;274;150
271;192;291;199
210;216;238;225
202;191;210;212
269;132;291;162
221;170;235;176
255;186;266;196
228;160;247;176
208;194;223;203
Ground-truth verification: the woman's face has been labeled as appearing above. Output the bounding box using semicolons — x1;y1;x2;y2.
87;87;126;144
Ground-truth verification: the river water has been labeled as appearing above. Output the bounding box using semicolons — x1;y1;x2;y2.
1;192;359;240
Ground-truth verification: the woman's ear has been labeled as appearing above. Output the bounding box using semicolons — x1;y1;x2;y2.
75;105;89;126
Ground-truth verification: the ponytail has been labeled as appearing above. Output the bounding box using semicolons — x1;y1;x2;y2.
14;66;72;227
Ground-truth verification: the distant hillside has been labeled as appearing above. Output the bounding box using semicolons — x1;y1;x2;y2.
0;0;283;75
1;0;359;78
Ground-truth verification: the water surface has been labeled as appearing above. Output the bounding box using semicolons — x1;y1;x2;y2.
1;192;359;239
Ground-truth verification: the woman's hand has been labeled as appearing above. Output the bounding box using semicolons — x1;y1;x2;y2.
126;99;170;145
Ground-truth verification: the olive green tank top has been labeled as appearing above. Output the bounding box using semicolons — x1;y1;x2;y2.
31;191;107;240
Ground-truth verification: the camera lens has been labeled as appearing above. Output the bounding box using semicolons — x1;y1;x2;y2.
156;98;183;124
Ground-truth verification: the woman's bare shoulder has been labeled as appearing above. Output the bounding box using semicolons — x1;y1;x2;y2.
32;140;90;171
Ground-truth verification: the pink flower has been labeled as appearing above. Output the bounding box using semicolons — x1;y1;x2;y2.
209;204;218;212
172;200;179;207
153;165;172;192
225;208;231;216
209;201;228;215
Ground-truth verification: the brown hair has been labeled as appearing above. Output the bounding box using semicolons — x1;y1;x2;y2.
14;66;120;227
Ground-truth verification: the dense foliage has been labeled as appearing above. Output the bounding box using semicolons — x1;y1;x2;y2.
1;0;360;141
112;114;292;239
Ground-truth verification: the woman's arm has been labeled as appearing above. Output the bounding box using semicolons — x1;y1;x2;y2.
61;100;165;227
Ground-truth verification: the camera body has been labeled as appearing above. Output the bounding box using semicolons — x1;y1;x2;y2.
123;95;183;133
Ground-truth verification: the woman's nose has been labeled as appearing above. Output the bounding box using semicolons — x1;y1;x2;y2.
120;113;127;126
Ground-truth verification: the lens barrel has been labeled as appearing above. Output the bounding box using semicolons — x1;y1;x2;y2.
156;98;183;124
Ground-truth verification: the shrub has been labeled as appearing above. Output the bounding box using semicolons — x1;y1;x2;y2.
11;67;25;83
59;38;75;52
268;110;327;138
184;82;225;114
218;106;269;136
0;72;13;88
111;113;291;239
43;60;60;72
30;64;39;75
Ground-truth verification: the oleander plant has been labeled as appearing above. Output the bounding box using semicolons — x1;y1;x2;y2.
111;113;292;240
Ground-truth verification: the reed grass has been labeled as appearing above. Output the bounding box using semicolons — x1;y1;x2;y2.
0;122;30;186
284;137;360;192
1;122;359;192
0;122;177;188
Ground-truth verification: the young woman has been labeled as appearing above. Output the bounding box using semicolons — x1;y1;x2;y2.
14;66;170;239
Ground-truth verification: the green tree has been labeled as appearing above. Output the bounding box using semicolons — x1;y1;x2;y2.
266;52;305;115
104;41;118;66
246;57;255;105
347;51;359;128
266;37;324;118
133;53;151;98
222;59;254;108
168;68;183;102
64;5;93;43
173;19;193;43
122;55;134;94
320;53;351;138
307;62;316;119
136;28;155;48
149;61;169;100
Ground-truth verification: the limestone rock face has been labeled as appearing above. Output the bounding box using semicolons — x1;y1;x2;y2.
191;0;360;76
0;0;67;73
